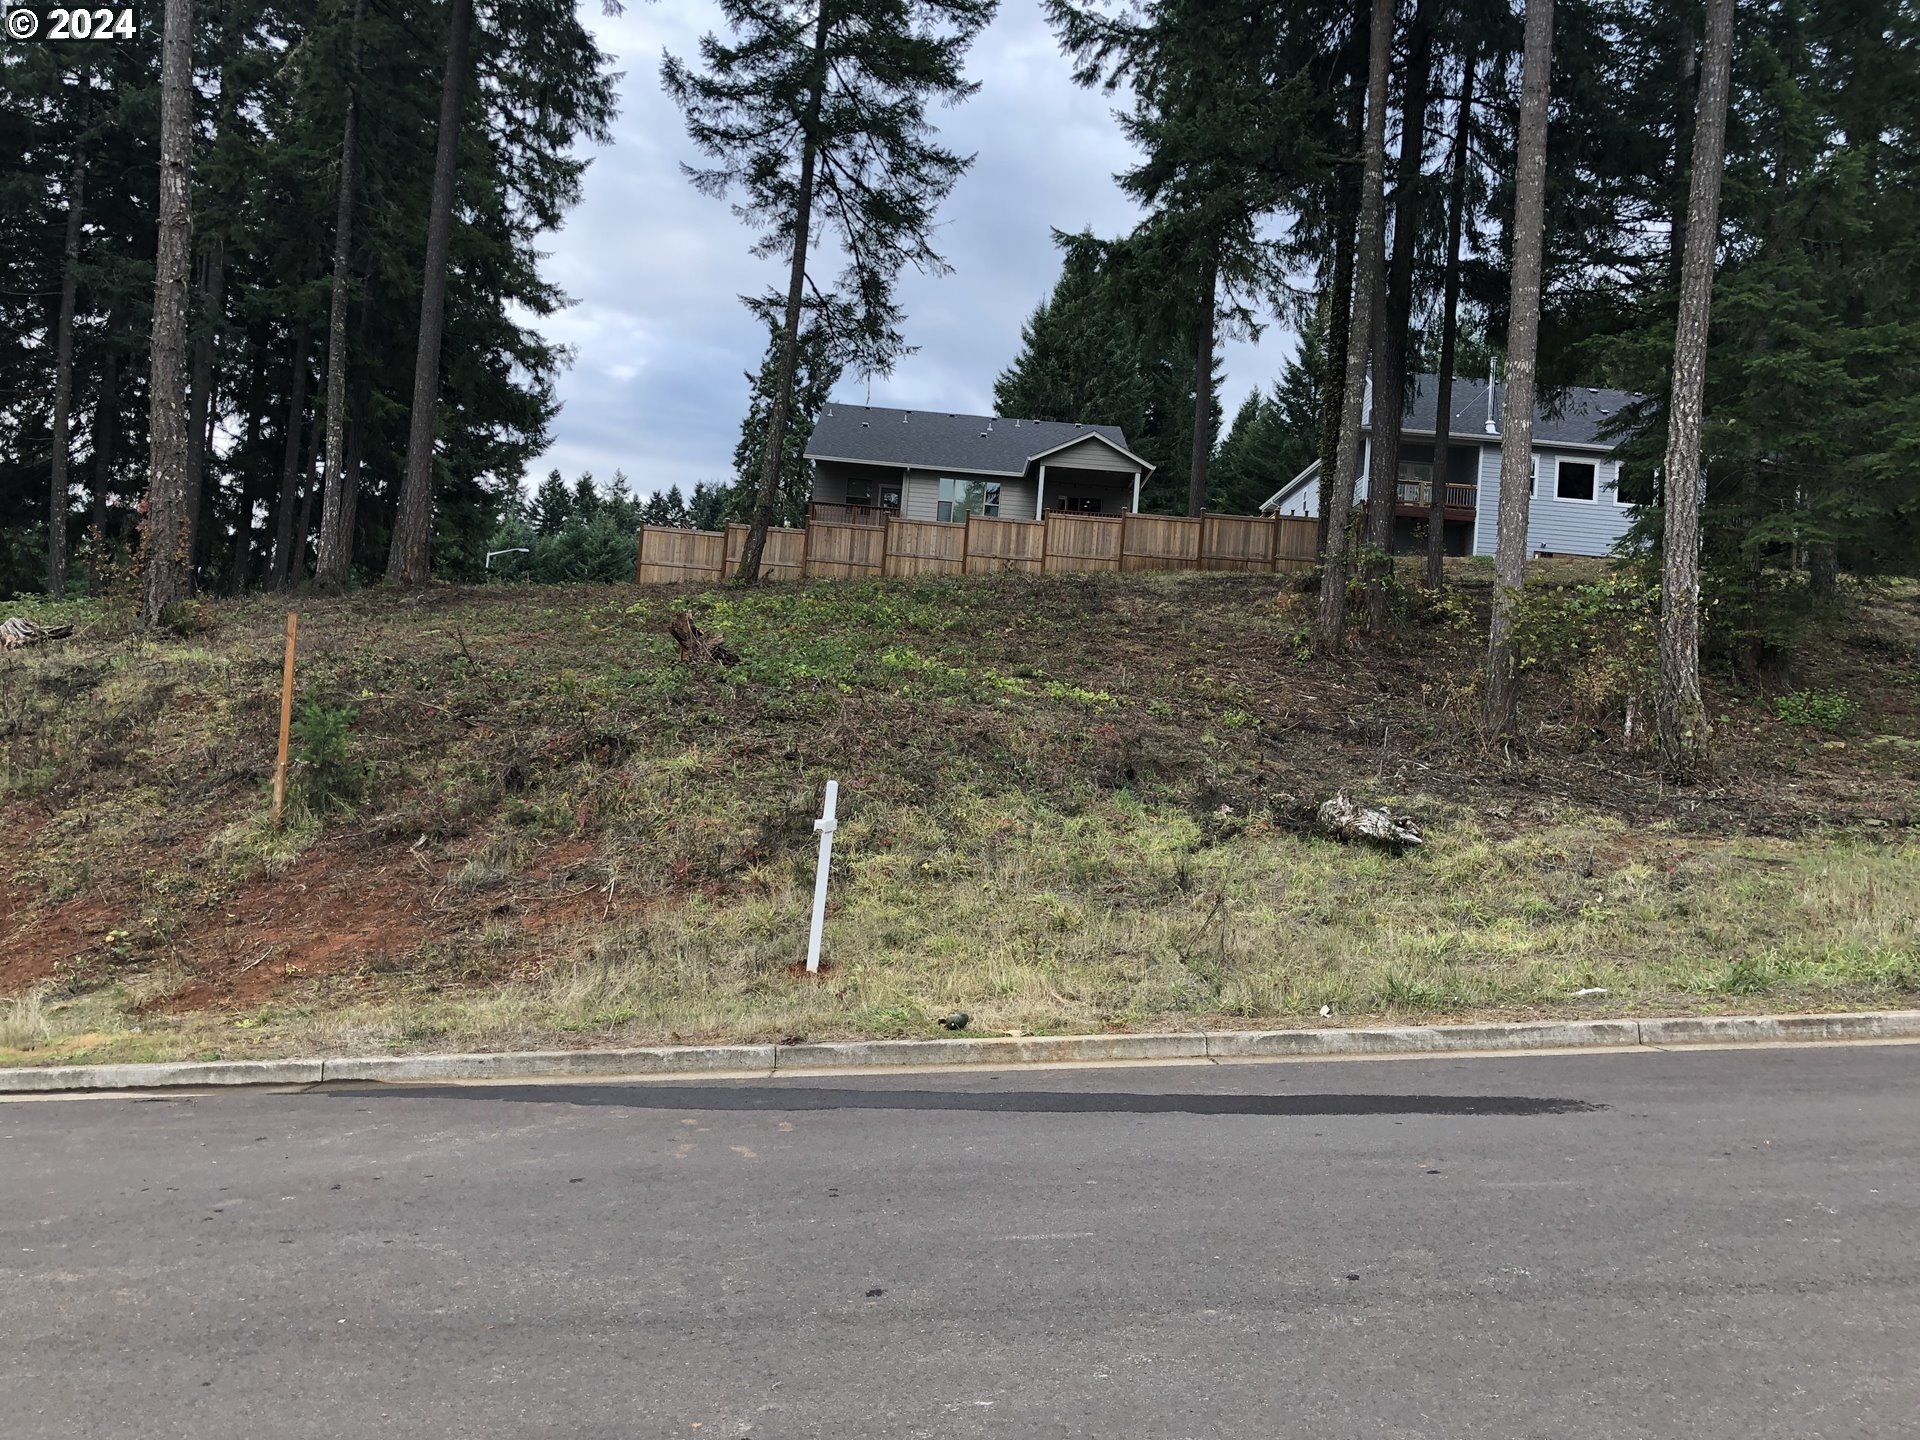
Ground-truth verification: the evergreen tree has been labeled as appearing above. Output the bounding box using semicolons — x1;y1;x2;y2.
664;0;998;583
1047;0;1325;516
1316;0;1394;654
531;470;573;534
687;480;731;531
1484;0;1556;735
991;230;1205;500
1425;41;1479;592
732;319;843;528
1362;0;1440;631
315;0;367;593
1210;310;1325;516
139;0;198;625
1656;0;1735;774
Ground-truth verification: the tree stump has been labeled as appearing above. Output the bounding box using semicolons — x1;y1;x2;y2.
668;610;739;667
0;618;74;650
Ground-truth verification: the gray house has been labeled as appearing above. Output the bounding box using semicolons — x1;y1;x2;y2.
804;405;1155;522
1261;374;1644;558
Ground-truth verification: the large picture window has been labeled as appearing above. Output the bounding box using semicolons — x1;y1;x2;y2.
1556;459;1597;502
937;477;1000;522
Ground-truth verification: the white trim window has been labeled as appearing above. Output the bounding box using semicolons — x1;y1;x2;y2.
937;477;1000;522
1611;461;1631;506
1555;457;1598;503
1528;454;1538;498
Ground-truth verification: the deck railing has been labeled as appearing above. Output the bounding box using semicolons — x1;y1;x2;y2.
1394;481;1478;510
805;501;891;529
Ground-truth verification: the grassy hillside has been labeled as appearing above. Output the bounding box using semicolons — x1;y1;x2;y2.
3;562;1918;1066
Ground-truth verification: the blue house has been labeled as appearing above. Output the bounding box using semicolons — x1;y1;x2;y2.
1260;373;1644;558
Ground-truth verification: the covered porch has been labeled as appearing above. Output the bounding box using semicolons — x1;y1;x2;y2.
1034;462;1141;517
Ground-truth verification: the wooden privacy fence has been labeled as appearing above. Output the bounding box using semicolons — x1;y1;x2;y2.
635;508;1318;586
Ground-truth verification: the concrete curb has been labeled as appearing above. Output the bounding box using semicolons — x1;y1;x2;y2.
3;1011;1917;1093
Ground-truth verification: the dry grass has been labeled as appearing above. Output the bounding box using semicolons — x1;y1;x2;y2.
3;565;1918;1067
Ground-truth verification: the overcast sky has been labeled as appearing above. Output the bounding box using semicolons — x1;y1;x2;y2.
526;0;1302;498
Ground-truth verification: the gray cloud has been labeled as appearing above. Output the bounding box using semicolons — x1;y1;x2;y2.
526;0;1301;497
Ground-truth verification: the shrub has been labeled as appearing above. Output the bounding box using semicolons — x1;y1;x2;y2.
1772;688;1857;732
1509;573;1660;724
290;699;369;813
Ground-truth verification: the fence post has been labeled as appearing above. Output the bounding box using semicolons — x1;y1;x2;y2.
801;511;814;581
962;511;973;572
633;527;645;586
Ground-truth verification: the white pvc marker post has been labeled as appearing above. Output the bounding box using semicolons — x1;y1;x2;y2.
806;780;840;973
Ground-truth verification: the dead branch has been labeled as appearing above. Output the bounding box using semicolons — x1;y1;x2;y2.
1316;791;1423;850
669;611;739;668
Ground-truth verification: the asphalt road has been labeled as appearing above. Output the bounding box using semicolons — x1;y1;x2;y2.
3;1045;1917;1440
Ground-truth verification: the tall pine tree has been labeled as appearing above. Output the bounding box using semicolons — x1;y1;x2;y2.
664;0;997;583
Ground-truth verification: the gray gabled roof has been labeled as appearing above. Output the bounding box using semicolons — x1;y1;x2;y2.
1402;373;1643;447
805;404;1148;477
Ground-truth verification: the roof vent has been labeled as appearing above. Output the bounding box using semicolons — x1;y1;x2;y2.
861;421;869;427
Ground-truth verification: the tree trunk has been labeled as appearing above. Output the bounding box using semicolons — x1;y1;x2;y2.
226;325;269;591
290;423;318;587
737;4;831;584
88;343;117;595
1362;0;1436;631
1187;252;1218;518
271;330;311;590
1807;540;1838;603
138;0;197;627
387;0;475;587
315;0;366;594
1668;15;1700;295
1427;47;1477;591
1314;0;1393;654
1482;0;1556;737
1655;0;1735;776
1315;82;1364;561
341;360;369;562
184;234;224;581
49;125;87;599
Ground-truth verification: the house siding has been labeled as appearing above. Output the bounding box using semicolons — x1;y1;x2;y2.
1036;435;1140;473
1471;448;1634;557
813;460;907;509
895;468;1040;523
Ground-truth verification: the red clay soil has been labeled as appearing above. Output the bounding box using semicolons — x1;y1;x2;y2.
0;824;620;1013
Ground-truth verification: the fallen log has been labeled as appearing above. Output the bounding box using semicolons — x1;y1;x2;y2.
668;610;739;668
0;618;74;650
1316;791;1422;850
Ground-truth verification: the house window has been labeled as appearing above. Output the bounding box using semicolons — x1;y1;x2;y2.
1529;455;1538;497
937;477;999;522
879;485;902;513
1058;495;1102;514
845;481;873;507
1556;459;1597;502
